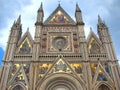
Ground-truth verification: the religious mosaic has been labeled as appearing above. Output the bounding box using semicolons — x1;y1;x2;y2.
90;40;100;54
49;10;71;24
70;63;82;77
38;64;51;79
23;64;30;81
50;59;72;74
91;63;98;78
8;64;20;82
8;63;30;85
90;63;109;81
97;69;107;81
19;38;31;54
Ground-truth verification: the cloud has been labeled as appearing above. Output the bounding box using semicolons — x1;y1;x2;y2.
0;0;120;66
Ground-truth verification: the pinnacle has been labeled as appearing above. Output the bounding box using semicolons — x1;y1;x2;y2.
38;2;43;12
27;27;29;32
76;3;81;12
98;15;103;24
16;15;21;24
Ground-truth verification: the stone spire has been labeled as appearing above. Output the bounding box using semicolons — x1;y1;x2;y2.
36;2;44;25
75;3;84;25
98;15;108;29
76;3;81;12
98;15;103;24
16;15;21;25
38;2;43;12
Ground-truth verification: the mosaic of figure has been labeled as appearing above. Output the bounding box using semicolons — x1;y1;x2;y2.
54;61;67;72
39;64;50;78
14;72;24;83
91;63;98;78
74;65;82;74
19;40;31;54
23;64;30;81
104;63;110;74
8;64;20;81
49;11;70;24
97;72;107;81
90;40;100;54
71;64;82;77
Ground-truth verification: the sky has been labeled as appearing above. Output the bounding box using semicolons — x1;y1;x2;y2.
0;0;120;65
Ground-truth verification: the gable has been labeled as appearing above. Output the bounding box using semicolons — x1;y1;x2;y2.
7;63;30;88
90;63;113;86
17;30;33;54
44;5;75;25
87;30;102;54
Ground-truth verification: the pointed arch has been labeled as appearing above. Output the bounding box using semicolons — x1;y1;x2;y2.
36;56;85;87
17;30;33;54
8;64;29;88
87;30;102;54
10;82;26;90
37;73;85;90
12;85;24;90
95;82;114;90
92;63;113;87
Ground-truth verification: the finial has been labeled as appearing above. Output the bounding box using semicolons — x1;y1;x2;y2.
38;2;43;12
16;15;21;24
58;0;61;6
98;15;103;24
90;27;92;31
27;27;29;32
76;3;81;12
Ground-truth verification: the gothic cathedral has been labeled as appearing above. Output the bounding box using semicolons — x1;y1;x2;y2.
0;3;120;90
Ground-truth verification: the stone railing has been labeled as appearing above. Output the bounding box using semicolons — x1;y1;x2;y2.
39;53;83;62
14;53;32;61
89;53;108;61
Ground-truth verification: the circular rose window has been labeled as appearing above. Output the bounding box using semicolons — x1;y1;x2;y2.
52;37;67;50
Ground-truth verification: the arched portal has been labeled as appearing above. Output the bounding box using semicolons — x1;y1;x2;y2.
12;85;24;90
98;84;111;90
37;73;85;90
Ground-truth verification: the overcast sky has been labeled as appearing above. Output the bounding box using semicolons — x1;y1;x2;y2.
0;0;120;65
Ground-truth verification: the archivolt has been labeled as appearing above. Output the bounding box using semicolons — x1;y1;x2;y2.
10;82;26;90
37;73;85;90
95;81;114;90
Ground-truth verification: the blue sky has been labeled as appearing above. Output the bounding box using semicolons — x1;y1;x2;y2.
0;0;120;65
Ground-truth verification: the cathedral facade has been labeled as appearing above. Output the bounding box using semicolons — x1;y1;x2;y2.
0;3;120;90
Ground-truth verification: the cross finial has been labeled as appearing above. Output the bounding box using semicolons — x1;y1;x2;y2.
58;0;61;6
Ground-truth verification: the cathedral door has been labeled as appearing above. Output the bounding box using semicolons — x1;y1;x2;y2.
12;85;24;90
98;84;111;90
